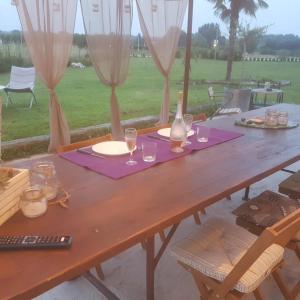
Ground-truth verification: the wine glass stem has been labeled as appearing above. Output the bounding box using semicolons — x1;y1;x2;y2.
129;151;133;162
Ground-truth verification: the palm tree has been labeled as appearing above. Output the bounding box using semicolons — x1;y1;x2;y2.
208;0;268;81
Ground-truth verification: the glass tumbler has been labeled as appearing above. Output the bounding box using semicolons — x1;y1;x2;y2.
31;161;59;201
196;126;210;143
183;114;193;145
142;142;157;162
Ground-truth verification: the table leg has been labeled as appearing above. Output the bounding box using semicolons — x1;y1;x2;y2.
145;224;179;300
146;235;155;300
243;186;250;201
264;93;267;106
278;92;283;103
83;271;120;300
281;168;296;175
250;93;254;110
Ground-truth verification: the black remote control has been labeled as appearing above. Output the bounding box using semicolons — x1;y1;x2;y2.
0;235;72;250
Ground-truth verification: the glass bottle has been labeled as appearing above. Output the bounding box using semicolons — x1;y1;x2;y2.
170;91;186;153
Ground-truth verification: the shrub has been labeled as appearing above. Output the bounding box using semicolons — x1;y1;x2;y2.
0;53;28;73
175;49;182;59
0;43;32;73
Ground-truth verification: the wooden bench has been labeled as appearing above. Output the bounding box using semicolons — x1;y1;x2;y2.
279;171;300;199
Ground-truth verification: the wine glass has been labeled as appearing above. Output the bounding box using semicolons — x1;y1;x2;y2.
183;114;193;145
125;128;137;166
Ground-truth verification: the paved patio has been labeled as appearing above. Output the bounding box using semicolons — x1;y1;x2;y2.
32;161;300;300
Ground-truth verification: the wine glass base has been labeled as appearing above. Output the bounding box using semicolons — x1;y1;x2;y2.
197;138;208;143
171;147;184;153
126;160;137;166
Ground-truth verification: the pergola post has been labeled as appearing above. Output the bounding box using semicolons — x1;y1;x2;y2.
182;0;194;114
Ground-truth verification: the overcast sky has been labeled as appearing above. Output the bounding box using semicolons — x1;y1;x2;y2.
0;0;299;37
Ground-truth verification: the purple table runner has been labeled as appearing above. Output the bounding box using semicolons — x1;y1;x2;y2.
59;126;243;180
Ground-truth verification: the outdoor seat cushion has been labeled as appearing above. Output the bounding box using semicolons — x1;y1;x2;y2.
219;107;241;115
170;217;284;293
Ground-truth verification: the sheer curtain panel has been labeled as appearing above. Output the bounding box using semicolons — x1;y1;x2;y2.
15;0;77;152
81;0;133;140
136;0;188;124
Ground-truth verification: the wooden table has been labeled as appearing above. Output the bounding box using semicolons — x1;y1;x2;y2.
1;104;300;300
251;88;284;109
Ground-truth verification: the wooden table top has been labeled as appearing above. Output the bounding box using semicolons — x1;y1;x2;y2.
1;103;300;300
251;88;283;94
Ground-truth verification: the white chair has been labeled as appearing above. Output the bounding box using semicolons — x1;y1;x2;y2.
208;86;224;102
4;66;37;108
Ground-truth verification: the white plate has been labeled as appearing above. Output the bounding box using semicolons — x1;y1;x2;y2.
157;128;195;138
92;141;135;156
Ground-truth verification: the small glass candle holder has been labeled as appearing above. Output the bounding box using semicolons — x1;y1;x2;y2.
264;108;276;118
31;161;59;201
20;186;47;218
278;112;288;126
265;109;278;127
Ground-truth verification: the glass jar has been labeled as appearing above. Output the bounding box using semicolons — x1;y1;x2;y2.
21;186;47;218
265;109;278;127
277;112;288;126
31;161;59;201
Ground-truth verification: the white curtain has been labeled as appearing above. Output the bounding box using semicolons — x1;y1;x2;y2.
81;0;133;140
136;0;188;124
15;0;77;152
0;97;2;161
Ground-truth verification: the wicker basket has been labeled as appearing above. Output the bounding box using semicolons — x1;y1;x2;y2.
0;168;30;226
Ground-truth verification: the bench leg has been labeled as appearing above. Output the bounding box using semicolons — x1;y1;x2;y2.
272;269;294;300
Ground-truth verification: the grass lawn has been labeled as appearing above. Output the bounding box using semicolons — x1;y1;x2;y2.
0;57;299;141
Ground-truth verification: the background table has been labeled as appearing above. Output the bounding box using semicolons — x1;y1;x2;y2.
250;88;284;109
1;104;300;300
0;85;7;106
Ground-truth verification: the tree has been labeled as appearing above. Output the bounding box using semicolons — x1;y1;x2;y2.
208;0;268;80
178;30;187;48
73;34;87;58
238;24;267;54
198;23;221;47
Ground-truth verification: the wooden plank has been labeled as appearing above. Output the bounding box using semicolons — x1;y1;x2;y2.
0;104;300;300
